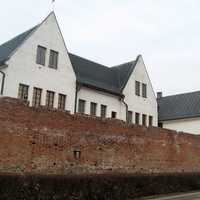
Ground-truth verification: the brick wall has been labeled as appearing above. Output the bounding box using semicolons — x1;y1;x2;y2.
0;97;200;175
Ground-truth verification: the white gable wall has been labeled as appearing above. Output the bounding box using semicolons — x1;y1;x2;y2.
3;13;76;113
123;56;158;126
77;86;126;120
162;118;200;135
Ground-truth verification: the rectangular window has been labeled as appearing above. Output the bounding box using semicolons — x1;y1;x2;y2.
32;87;42;107
135;112;140;125
142;83;147;98
58;94;66;110
101;105;107;118
158;122;163;128
46;91;55;108
36;45;46;66
127;111;133;124
18;84;29;100
135;81;140;96
142;114;147;126
111;111;117;119
78;99;86;114
49;50;59;69
149;116;153;126
90;102;97;116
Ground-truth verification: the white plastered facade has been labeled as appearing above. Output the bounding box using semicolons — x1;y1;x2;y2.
2;13;76;113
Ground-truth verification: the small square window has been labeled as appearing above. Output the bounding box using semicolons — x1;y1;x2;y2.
36;45;46;66
135;81;140;96
49;50;59;69
90;102;97;116
111;111;117;119
73;150;81;160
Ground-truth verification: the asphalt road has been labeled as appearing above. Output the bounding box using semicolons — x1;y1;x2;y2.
147;191;200;200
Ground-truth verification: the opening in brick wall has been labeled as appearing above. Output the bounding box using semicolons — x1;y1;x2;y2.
73;150;81;160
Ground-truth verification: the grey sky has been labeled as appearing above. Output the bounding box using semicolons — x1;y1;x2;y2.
1;0;200;96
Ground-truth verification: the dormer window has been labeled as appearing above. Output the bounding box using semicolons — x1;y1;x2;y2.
36;45;46;66
49;50;59;69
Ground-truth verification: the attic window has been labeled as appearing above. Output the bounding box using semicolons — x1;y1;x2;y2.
135;81;140;96
36;45;46;66
142;83;147;98
49;50;59;69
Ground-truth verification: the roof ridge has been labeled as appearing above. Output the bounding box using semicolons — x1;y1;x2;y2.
0;25;38;47
0;25;39;64
111;60;136;68
69;52;109;69
161;90;200;99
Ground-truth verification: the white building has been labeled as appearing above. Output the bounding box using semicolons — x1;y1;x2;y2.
0;12;158;127
158;91;200;135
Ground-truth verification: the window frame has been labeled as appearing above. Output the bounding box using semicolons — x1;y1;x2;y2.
149;116;153;126
46;90;55;108
135;81;140;96
142;83;147;98
58;94;66;110
90;102;97;116
100;104;107;118
49;49;59;69
142;114;147;126
78;99;86;114
127;111;133;124
18;83;29;101
36;45;46;66
111;111;117;119
135;112;140;125
32;87;42;107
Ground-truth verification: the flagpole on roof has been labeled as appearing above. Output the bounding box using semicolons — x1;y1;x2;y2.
51;0;55;11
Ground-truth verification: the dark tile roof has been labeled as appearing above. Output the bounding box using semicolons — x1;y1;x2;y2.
69;53;137;96
0;25;38;64
0;24;139;96
158;91;200;121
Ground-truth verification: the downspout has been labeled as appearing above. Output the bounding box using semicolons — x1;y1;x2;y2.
0;70;5;95
74;82;81;113
121;97;128;122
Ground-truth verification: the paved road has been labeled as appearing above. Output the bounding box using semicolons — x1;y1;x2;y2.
147;191;200;200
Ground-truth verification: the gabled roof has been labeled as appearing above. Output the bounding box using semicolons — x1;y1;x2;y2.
0;25;38;65
69;53;138;96
158;91;200;121
0;12;139;97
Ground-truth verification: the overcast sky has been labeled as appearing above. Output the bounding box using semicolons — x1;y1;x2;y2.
0;0;200;96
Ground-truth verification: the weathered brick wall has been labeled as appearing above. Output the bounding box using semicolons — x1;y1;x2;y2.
0;97;200;175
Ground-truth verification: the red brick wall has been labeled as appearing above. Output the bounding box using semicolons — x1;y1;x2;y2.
0;97;200;175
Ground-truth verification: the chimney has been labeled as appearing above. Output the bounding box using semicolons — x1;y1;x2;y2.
157;92;163;99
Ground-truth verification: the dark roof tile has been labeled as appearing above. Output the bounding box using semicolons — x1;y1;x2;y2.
69;53;137;96
158;91;200;121
0;25;38;64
